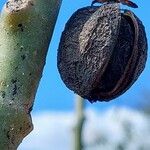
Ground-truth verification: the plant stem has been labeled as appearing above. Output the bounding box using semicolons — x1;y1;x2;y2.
0;0;61;149
74;95;85;150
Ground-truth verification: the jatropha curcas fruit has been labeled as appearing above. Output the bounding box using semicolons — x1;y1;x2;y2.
57;3;147;102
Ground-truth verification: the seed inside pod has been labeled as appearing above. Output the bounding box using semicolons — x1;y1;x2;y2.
57;4;147;102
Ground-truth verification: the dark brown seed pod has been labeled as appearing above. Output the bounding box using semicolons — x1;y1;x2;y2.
57;4;147;102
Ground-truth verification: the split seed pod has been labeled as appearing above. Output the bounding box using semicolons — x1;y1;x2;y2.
57;4;147;102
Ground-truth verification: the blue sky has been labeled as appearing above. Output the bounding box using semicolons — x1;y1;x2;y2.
0;0;150;112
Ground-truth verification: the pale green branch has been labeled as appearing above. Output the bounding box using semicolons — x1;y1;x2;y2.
0;0;61;149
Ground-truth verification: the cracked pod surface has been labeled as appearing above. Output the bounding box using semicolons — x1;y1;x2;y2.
57;4;147;102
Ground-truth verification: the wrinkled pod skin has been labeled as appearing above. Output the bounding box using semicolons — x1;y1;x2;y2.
57;4;147;102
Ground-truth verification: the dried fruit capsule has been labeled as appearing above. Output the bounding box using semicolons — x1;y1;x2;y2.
57;4;147;102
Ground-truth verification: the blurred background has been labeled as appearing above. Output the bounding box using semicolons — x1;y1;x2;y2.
1;0;150;149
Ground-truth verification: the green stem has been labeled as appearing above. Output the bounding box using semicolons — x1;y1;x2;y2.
0;0;61;149
74;95;85;150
